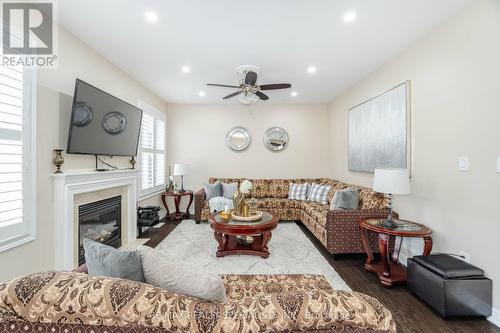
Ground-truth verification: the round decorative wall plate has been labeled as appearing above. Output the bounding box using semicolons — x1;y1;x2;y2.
102;111;127;135
226;126;252;152
263;127;289;152
72;102;94;127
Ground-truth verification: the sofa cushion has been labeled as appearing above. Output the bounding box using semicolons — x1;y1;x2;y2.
302;201;329;228
268;179;291;198
251;179;269;198
138;246;227;303
209;177;242;185
83;239;144;282
359;187;388;209
253;198;303;210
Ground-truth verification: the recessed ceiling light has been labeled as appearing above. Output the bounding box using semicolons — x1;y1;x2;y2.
144;11;158;22
307;66;317;74
291;91;298;97
198;91;206;97
181;66;191;73
344;11;357;23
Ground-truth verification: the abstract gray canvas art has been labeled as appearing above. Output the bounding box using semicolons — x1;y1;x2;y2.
348;81;410;173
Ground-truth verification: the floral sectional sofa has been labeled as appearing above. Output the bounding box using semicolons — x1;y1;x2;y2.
195;178;393;255
0;271;396;333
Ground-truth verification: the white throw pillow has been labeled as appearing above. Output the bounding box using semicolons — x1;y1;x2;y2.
137;246;227;303
288;183;309;200
307;183;331;204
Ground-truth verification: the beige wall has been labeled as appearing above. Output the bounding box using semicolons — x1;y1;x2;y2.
327;0;500;309
0;26;167;283
167;103;330;198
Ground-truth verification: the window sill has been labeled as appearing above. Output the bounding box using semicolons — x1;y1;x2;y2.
0;233;36;254
139;190;164;202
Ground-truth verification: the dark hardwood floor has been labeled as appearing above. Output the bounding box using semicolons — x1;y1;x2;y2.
296;222;499;333
140;219;498;333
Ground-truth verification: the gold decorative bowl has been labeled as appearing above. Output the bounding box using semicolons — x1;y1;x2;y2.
230;210;263;221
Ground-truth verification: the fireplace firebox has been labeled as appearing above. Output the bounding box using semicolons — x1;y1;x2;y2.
78;195;121;265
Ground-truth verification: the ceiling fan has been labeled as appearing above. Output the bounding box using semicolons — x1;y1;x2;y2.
206;65;291;103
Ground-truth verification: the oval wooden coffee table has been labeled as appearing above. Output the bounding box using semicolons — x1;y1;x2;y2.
209;211;279;258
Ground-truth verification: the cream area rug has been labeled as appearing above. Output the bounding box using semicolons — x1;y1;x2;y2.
155;220;351;290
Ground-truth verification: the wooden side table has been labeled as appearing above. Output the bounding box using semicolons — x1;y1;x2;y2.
161;191;194;221
359;217;432;288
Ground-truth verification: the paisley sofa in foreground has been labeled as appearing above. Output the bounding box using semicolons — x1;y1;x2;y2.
0;271;396;333
195;178;393;256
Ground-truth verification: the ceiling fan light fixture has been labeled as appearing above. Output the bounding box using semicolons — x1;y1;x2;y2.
238;93;259;105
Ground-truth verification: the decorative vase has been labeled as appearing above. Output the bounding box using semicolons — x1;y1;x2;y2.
241;201;250;217
232;190;243;215
165;176;174;193
129;156;136;169
53;149;64;174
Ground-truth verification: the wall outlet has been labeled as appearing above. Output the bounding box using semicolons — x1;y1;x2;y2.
459;251;470;263
458;156;469;171
497;157;500;173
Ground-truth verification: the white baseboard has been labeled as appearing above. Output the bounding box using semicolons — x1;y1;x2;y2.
398;252;410;267
488;307;500;327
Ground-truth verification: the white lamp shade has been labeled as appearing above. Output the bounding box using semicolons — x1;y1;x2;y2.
373;168;410;195
173;163;189;176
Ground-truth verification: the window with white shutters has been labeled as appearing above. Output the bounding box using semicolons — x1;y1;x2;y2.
0;60;36;252
138;101;165;198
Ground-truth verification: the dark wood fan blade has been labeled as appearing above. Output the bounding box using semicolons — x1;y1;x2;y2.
259;83;292;90
222;91;243;99
245;71;257;85
207;83;241;88
255;91;269;100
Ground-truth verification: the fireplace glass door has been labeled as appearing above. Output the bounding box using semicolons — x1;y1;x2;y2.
78;195;121;265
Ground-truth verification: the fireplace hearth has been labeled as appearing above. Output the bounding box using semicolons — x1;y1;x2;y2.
78;195;121;265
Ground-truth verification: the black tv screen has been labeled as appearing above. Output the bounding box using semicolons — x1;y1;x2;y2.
67;79;143;156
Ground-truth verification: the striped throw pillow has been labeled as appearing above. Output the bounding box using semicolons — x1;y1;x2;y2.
307;183;331;204
288;183;309;200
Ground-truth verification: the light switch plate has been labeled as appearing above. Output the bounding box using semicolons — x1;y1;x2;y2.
497;157;500;173
458;156;469;171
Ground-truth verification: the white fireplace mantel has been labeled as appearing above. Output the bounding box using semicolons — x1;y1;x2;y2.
52;169;139;270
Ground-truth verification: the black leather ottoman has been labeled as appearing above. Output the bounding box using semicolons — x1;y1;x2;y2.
407;254;492;318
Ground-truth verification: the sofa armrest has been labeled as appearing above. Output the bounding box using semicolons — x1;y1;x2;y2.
194;188;206;222
325;209;398;254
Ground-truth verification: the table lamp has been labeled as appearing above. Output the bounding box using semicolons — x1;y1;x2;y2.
373;168;410;229
173;163;189;193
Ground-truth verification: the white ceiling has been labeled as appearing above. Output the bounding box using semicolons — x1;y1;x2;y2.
58;0;471;104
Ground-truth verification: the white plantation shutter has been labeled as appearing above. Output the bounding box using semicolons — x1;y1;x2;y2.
138;101;166;197
140;112;154;193
0;60;36;252
154;119;165;189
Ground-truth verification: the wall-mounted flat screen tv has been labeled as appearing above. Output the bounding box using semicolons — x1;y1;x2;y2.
66;79;143;156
